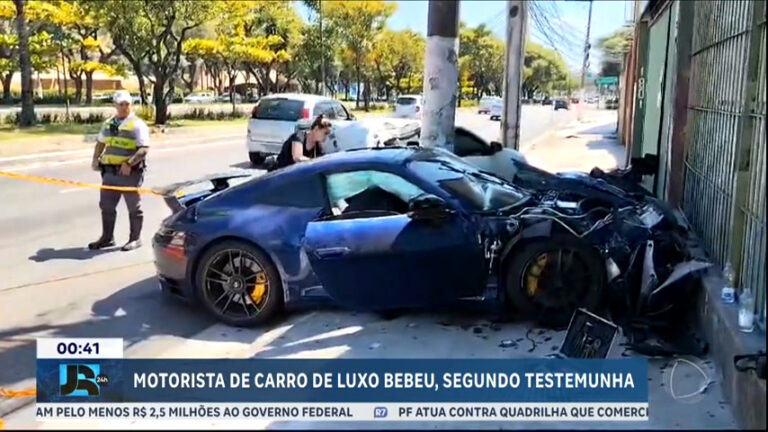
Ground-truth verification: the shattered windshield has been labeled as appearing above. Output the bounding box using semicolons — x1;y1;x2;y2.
407;150;530;212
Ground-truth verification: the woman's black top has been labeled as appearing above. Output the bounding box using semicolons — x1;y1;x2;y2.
275;132;323;169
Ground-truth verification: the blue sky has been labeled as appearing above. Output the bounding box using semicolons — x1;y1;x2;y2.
294;0;635;73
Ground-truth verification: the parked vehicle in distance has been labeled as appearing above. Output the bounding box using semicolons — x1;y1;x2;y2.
570;97;580;104
247;93;360;166
489;99;503;121
394;95;423;119
92;93;114;103
478;96;501;114
542;97;553;105
184;92;216;104
130;93;144;104
554;99;570;111
216;93;243;103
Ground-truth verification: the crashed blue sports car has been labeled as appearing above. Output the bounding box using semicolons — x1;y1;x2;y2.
152;146;702;340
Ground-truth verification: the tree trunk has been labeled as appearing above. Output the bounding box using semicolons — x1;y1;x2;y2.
153;75;169;125
85;71;94;105
354;60;361;108
73;77;83;104
363;78;370;111
55;65;62;97
14;0;35;127
229;72;237;114
1;72;12;104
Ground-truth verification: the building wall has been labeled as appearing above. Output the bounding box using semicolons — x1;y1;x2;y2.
628;0;766;327
681;0;766;327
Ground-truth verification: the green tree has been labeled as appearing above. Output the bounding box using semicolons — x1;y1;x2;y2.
294;17;339;95
324;0;395;109
370;28;424;100
596;26;633;77
101;0;215;124
522;41;569;98
223;0;298;95
1;1;18;103
459;23;504;99
46;0;120;104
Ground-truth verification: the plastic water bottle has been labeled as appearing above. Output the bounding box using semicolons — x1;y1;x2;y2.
738;287;755;333
721;263;736;304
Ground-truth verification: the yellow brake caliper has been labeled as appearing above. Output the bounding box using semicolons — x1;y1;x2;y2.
526;253;549;297
251;272;267;304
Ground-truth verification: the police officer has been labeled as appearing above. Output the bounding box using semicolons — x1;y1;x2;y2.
88;90;150;251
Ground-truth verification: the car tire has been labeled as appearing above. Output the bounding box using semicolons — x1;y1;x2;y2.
504;234;605;329
195;240;283;327
249;152;266;167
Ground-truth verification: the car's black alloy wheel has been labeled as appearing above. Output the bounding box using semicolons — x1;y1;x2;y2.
505;234;605;329
195;240;282;326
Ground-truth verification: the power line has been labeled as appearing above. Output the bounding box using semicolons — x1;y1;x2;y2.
528;3;583;63
529;1;584;51
537;0;585;42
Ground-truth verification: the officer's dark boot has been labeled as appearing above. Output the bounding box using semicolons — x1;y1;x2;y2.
88;213;116;250
121;214;143;251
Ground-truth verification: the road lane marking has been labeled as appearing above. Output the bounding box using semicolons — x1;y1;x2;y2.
5;139;238;173
0;133;243;163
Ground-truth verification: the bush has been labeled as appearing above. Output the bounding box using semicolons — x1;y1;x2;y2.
34;90;69;105
135;105;155;123
171;107;247;121
2;110;106;126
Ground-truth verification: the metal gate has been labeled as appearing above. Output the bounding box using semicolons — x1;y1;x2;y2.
684;0;766;329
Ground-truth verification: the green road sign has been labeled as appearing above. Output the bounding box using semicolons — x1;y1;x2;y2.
595;76;619;86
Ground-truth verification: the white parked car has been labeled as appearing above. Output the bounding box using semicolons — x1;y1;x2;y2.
184;92;216;104
216;93;243;103
489;99;503;121
478;96;501;114
394;95;423;119
247;93;363;166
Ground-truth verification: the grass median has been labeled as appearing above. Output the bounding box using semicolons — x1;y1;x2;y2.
0;108;394;159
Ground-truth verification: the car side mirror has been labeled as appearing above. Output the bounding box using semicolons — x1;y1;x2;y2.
348;113;356;120
490;141;503;154
407;194;452;220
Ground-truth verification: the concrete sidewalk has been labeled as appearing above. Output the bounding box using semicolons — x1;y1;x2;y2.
523;110;624;174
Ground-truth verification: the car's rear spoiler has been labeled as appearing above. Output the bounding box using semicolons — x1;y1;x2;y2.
153;170;256;214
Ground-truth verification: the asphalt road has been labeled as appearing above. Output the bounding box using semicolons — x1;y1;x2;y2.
0;106;575;386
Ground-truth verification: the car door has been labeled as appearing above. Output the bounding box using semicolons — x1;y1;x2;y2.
324;101;359;152
302;169;485;310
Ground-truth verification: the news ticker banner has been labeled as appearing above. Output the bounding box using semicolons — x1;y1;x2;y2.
36;338;649;422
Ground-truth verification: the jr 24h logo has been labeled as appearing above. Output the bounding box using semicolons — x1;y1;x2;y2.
59;364;107;396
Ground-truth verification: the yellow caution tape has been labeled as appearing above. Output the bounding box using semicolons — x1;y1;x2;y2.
0;387;36;398
0;170;162;196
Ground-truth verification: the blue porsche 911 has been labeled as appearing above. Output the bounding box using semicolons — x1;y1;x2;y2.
152;146;689;328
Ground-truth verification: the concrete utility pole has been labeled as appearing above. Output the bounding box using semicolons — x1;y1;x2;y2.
319;0;325;96
580;0;594;91
422;0;460;151
502;0;527;150
577;0;593;121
